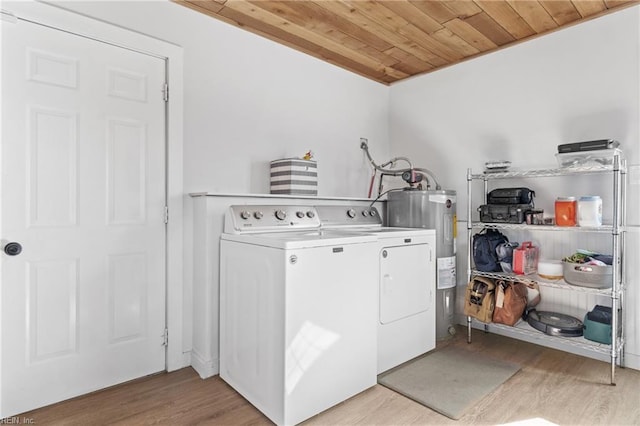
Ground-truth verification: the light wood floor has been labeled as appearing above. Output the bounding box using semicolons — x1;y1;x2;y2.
17;327;640;425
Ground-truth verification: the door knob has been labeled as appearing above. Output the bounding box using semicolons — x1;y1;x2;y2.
4;242;22;256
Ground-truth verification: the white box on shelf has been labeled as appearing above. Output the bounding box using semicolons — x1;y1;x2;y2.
270;158;318;195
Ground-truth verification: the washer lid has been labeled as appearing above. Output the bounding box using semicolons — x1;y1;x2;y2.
221;229;376;249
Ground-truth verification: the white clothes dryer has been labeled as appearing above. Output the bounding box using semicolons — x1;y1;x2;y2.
220;205;378;426
316;205;436;374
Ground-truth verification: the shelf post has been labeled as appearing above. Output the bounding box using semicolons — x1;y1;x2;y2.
609;153;624;385
467;168;473;343
619;158;627;369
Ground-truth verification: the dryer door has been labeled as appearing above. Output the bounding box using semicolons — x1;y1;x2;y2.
380;244;432;324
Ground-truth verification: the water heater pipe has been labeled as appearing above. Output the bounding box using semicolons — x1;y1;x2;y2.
360;138;442;190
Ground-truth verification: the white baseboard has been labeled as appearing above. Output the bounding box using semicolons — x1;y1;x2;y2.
622;352;639;371
191;349;219;379
167;350;192;372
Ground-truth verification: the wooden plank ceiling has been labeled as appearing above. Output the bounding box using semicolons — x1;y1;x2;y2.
175;0;638;84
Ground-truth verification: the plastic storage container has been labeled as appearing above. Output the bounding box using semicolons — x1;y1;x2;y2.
525;209;544;225
556;148;623;168
578;196;602;227
513;242;539;275
555;197;577;226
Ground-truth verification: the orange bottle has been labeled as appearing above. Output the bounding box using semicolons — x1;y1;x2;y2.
555;197;577;226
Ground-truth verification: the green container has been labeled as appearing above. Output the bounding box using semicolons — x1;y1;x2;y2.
583;305;612;344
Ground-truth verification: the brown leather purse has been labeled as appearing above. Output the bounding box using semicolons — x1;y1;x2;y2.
492;280;528;326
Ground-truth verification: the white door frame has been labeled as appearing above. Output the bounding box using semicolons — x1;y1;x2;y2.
0;1;185;377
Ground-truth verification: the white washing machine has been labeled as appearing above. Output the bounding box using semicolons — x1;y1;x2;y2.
316;205;436;374
219;205;378;426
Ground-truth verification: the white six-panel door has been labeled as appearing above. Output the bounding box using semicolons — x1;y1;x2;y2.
1;15;166;417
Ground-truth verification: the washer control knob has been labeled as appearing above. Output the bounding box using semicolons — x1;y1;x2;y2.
254;211;263;219
240;211;250;220
306;210;315;218
347;209;356;218
370;209;377;216
296;211;305;219
275;210;287;221
362;210;369;217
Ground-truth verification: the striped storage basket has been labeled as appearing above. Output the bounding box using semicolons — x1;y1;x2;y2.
270;158;318;195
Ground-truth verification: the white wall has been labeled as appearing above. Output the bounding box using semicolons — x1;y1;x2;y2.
49;0;389;364
50;0;389;196
389;6;640;369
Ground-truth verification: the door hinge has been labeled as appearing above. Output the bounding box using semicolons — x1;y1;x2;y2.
163;83;169;102
164;206;169;224
162;328;169;346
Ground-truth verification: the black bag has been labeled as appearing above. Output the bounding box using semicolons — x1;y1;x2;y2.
487;187;535;206
472;228;509;272
479;204;529;224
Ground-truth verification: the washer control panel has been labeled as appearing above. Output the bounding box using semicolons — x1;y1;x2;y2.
225;205;321;233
